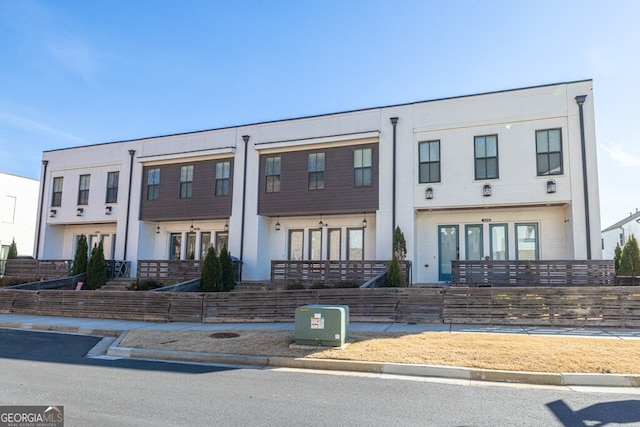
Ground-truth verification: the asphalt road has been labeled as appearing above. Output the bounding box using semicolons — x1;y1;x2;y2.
1;329;640;426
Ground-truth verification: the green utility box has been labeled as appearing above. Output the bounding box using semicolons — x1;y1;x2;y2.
294;305;349;347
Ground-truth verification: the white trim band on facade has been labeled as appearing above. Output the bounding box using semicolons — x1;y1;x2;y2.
255;130;380;153
137;146;237;165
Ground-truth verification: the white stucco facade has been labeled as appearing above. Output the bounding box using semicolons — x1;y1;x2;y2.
0;172;39;268
36;80;601;283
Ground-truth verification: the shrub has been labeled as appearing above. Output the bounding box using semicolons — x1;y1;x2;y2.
129;279;163;291
614;243;622;275
219;245;235;292
86;241;106;290
72;234;88;276
7;239;18;259
200;246;222;292
393;226;407;261
387;253;404;287
619;234;640;277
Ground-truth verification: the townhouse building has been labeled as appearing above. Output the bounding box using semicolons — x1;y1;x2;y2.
0;172;39;274
35;79;601;284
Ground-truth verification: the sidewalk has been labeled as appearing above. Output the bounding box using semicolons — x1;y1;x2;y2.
1;313;639;388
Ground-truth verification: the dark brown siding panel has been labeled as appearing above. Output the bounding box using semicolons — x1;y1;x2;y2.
258;143;378;216
140;158;234;221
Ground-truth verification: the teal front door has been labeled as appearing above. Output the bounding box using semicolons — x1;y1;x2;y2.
438;225;459;282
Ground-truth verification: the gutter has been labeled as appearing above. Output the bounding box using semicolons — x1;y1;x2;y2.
575;95;591;259
35;160;48;258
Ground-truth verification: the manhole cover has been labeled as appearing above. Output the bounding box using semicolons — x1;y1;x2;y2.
209;332;240;339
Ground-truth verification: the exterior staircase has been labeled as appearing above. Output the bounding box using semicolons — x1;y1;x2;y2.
99;277;133;291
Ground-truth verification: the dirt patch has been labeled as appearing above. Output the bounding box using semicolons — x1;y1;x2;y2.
120;329;640;374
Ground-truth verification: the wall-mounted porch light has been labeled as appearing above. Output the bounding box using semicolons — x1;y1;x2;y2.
425;186;434;199
547;179;557;194
224;219;229;232
483;184;492;197
76;208;83;216
156;223;160;234
362;212;367;228
275;217;281;231
105;206;112;215
49;209;57;217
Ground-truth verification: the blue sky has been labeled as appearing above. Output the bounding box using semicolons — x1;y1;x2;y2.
1;0;638;229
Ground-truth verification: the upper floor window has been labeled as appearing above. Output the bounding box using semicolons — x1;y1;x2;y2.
265;156;281;193
180;165;193;199
106;171;119;203
354;148;372;187
147;168;160;200
474;135;498;180
308;152;325;190
77;174;90;205
419;140;440;183
215;161;230;196
536;129;563;176
51;177;63;207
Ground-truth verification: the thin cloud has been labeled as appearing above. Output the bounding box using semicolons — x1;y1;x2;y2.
0;110;84;143
600;142;640;167
46;37;102;81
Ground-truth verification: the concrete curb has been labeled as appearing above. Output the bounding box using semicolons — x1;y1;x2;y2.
4;322;640;388
0;321;121;337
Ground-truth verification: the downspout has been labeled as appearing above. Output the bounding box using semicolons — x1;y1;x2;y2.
239;135;250;276
35;160;48;259
390;117;398;233
123;149;135;261
575;95;591;259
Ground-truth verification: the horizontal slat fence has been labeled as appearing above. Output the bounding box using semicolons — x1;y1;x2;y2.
270;260;411;285
4;259;72;279
452;260;615;287
443;286;640;328
1;287;638;327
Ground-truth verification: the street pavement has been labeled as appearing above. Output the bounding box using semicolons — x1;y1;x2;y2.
1;313;639;388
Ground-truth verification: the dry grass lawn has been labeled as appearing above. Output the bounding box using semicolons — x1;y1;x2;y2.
120;329;640;374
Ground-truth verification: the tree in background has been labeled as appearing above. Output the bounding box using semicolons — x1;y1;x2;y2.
614;243;622;275
72;234;88;276
200;246;222;292
619;234;640;277
219;245;235;292
7;239;18;259
86;241;106;290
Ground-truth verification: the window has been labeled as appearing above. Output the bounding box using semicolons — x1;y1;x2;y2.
347;228;364;260
265;156;281;193
186;232;196;260
200;232;211;259
516;223;539;260
536;129;563;176
106;172;119;203
354;148;372;187
465;225;483;260
308;152;325;190
490;224;508;260
474;135;498;180
180;165;194;199
328;229;341;260
147;168;160;200
309;229;322;260
52;177;63;207
169;233;181;260
419;141;440;183
78;174;90;205
215;161;230;196
216;232;229;254
288;230;304;260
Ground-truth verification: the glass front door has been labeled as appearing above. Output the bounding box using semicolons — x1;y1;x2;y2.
438;225;459;282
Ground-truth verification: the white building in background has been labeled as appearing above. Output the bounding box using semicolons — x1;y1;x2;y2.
0;172;39;273
35;80;602;284
601;210;640;259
